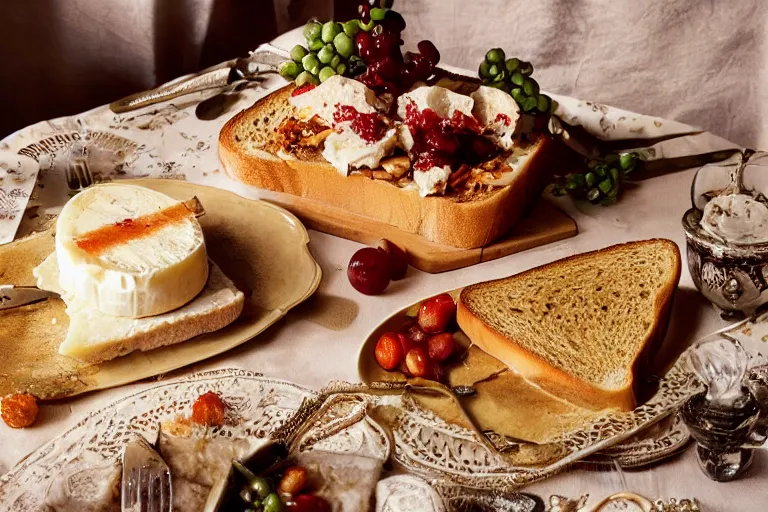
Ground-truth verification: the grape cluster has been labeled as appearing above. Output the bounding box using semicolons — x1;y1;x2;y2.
478;48;553;115
355;3;440;96
279;18;368;85
551;152;640;206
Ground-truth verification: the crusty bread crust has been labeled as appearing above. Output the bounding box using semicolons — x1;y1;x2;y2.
218;84;570;249
456;239;682;412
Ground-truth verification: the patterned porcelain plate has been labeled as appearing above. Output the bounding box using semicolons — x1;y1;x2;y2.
357;289;703;484
0;369;546;512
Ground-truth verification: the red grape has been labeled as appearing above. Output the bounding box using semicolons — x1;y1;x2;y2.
428;333;456;362
417;40;440;66
348;247;391;295
405;347;431;378
418;294;457;333
403;321;428;344
375;238;408;280
356;31;374;62
375;333;405;370
291;494;331;512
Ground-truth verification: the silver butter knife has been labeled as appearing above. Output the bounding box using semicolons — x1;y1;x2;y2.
0;285;59;310
109;45;290;114
122;435;173;512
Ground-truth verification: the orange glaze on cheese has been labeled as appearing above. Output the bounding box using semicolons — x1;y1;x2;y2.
73;202;193;256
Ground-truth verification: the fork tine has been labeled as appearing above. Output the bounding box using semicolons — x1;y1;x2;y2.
148;470;156;512
163;469;172;512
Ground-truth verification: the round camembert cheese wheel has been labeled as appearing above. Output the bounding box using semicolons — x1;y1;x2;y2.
55;184;209;318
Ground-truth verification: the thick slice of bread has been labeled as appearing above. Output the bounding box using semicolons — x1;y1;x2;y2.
457;239;681;411
34;253;245;364
218;84;570;249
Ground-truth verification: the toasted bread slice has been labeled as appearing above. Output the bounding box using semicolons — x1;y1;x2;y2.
218;84;570;249
34;253;245;364
457;239;681;411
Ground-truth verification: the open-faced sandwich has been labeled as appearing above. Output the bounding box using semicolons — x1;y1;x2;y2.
31;183;245;364
219;5;569;249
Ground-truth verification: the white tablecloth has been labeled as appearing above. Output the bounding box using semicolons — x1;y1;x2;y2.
1;28;766;511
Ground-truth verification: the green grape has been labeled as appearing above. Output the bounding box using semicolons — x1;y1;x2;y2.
510;88;523;102
321;21;341;43
522;78;539;96
587;188;601;202
317;46;334;64
505;58;520;73
319;66;337;82
342;20;360;37
519;61;534;76
536;94;550;113
330;55;341;69
511;72;524;86
278;61;300;79
303;22;322;41
585;172;597;187
487;64;500;77
485;48;505;63
301;53;320;75
478;60;492;79
370;7;387;20
619;152;637;171
308;38;324;51
333;32;354;58
522;96;537;112
598;179;613;194
262;493;284;512
290;45;308;62
295;71;319;86
336;62;347;75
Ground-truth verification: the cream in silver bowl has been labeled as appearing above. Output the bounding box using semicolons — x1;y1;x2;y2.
683;150;768;317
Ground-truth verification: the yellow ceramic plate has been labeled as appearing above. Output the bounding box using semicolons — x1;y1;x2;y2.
0;179;322;399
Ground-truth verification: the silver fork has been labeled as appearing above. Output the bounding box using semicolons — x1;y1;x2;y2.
64;157;94;190
121;435;173;512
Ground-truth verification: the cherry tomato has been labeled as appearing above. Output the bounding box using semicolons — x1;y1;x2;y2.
374;333;405;371
191;391;226;426
1;393;38;429
417;293;457;333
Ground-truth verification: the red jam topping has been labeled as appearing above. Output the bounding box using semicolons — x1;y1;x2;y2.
291;83;317;97
495;113;512;126
403;102;499;172
74;202;193;256
333;105;388;143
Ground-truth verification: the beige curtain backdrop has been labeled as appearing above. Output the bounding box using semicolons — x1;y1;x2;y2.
1;0;767;148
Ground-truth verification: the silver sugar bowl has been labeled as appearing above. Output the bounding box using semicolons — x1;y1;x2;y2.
683;150;768;318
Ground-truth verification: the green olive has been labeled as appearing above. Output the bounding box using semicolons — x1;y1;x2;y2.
301;54;320;75
295;71;319;86
249;476;271;500
262;493;284;512
308;38;324;52
319;66;337;82
278;61;300;79
333;32;354;58
317;46;335;64
343;20;360;37
505;58;520;74
321;21;342;43
303;22;322;41
370;7;387;20
485;48;505;64
290;45;308;63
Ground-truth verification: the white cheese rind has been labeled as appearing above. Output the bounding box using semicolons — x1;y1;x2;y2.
414;166;452;197
471;85;521;151
288;75;382;125
396;86;474;120
322;125;398;175
51;184;209;318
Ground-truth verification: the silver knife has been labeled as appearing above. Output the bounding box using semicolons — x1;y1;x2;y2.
109;45;290;114
0;285;59;310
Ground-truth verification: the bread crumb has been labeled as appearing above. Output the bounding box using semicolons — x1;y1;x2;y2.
51;318;57;325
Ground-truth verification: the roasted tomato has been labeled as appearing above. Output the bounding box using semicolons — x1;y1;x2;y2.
1;393;39;429
191;391;227;427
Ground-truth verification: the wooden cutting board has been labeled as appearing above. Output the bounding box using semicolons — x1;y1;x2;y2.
263;194;577;273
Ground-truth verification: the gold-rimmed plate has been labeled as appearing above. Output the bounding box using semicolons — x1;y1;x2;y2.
0;179;322;399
